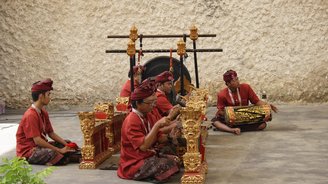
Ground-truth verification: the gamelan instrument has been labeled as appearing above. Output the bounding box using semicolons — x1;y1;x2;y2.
224;105;272;126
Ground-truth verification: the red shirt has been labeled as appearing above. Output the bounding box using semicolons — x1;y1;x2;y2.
155;90;173;116
118;111;157;179
120;80;140;111
16;107;54;158
217;83;260;113
120;80;132;97
120;80;139;97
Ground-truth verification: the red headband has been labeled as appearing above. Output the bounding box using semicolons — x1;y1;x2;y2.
31;78;53;92
131;78;156;101
223;70;237;83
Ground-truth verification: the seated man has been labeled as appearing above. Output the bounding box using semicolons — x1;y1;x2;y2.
155;71;182;132
16;79;80;165
154;71;185;155
212;70;278;135
155;71;175;117
118;79;180;182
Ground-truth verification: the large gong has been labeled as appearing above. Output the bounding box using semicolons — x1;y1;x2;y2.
142;56;192;104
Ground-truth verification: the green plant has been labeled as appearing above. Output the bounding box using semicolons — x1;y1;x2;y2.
0;157;55;184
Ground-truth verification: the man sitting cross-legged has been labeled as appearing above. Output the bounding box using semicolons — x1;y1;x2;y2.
212;70;278;135
16;79;80;165
118;78;180;182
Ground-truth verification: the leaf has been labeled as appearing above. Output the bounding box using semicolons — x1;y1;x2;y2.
0;157;54;184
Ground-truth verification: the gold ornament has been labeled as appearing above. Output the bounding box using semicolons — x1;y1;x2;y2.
190;25;198;41
127;39;136;57
177;39;186;56
129;25;138;42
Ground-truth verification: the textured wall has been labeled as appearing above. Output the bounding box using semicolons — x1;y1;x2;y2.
0;0;327;109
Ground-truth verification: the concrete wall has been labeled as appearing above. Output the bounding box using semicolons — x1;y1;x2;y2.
0;0;327;109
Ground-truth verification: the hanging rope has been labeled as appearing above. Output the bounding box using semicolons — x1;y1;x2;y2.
169;48;173;73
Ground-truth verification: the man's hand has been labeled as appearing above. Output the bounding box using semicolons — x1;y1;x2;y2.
167;105;181;120
270;104;278;113
256;100;278;113
140;117;170;151
58;146;76;154
156;117;171;129
263;114;271;122
169;126;182;145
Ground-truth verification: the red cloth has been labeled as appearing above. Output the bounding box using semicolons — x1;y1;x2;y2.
216;83;260;113
131;79;156;101
155;71;174;83
119;80;139;112
31;79;53;92
155;90;173;116
16;107;54;158
123;66;145;97
118;112;156;179
223;70;237;83
120;80;132;97
66;142;78;149
120;80;140;97
116;103;128;112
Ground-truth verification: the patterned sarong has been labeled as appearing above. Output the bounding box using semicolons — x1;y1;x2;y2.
133;154;180;182
27;140;80;165
27;146;64;165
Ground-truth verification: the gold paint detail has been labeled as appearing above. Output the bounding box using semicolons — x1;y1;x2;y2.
127;39;136;56
129;25;138;42
225;104;272;126
189;25;198;41
177;39;186;56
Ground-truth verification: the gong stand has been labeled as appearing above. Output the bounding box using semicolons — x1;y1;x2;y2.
106;25;223;96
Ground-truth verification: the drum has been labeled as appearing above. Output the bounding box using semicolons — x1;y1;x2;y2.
225;105;271;126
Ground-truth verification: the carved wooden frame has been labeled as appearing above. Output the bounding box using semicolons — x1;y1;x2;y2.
180;88;209;184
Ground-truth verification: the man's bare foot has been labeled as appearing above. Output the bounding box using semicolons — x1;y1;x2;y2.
232;128;241;135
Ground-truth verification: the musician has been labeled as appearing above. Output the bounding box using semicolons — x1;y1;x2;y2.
212;70;278;135
153;71;185;156
118;79;180;182
16;79;80;165
155;71;181;133
119;65;145;97
155;71;175;116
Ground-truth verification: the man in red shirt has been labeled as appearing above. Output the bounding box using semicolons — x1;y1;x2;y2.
16;79;79;165
155;71;182;132
155;71;174;116
212;70;278;135
118;79;180;182
153;71;185;155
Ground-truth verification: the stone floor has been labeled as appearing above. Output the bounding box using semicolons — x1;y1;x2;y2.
1;104;328;184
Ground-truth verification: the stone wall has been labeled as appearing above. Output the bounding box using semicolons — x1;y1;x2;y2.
0;0;327;109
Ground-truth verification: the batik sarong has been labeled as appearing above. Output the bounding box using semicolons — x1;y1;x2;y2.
27;140;80;165
133;154;180;182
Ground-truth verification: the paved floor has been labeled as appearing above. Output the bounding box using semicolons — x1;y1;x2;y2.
1;104;328;184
